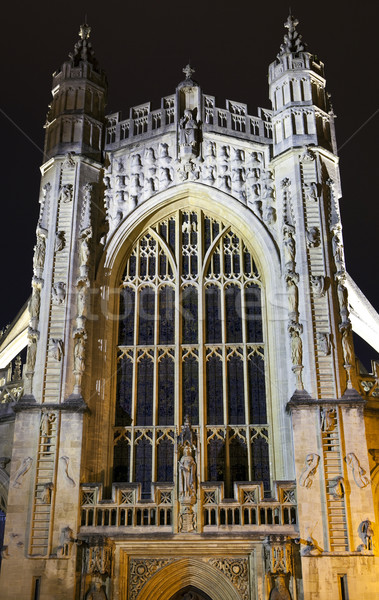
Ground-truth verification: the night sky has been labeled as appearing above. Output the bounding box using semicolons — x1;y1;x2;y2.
1;0;378;367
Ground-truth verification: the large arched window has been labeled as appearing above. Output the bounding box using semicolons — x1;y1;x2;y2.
114;209;269;498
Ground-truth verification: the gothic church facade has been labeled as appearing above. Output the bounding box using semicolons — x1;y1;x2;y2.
0;15;378;600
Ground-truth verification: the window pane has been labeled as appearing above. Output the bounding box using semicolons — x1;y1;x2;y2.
135;439;152;499
229;437;248;492
116;355;133;425
113;439;130;483
119;287;135;346
225;285;242;343
138;287;155;345
158;356;174;425
159;286;175;344
136;357;154;426
157;438;174;482
248;353;267;424
251;435;270;490
227;355;245;424
182;286;198;344
207;437;225;481
205;285;222;343
206;356;223;424
182;355;199;424
245;285;263;343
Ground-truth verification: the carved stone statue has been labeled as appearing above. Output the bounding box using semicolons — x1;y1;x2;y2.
341;329;354;366
306;227;320;247
337;282;349;322
332;229;344;273
26;331;38;373
304;181;319;202
286;277;299;319
299;453;320;488
55;230;66;252
59;184;73;203
179;110;198;150
310;275;326;297
51;338;64;361
283;226;296;272
269;573;292;600
85;580;107;600
329;476;344;500
358;519;374;552
40;412;56;437
320;408;335;432
41;482;54;504
74;333;86;374
28;287;41;323
290;330;302;366
345;453;369;488
179;445;196;499
52;282;66;305
33;232;46;274
317;332;331;356
12;457;33;488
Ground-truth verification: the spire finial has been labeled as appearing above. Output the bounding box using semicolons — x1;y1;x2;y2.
278;12;306;56
79;22;91;40
183;63;195;80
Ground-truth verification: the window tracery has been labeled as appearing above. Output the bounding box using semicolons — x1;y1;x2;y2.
114;209;269;497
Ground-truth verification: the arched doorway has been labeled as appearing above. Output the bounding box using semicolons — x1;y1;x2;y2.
170;586;213;600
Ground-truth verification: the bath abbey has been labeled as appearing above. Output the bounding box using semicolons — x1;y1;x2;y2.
0;14;378;600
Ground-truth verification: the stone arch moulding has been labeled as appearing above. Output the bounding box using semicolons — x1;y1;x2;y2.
101;182;281;293
135;557;243;600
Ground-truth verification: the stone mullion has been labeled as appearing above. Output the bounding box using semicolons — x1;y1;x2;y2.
220;238;230;494
197;210;206;482
152;245;159;482
175;211;182;427
130;241;140;483
240;278;251;480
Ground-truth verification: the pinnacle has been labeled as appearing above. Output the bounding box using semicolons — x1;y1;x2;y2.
68;22;99;68
278;12;307;56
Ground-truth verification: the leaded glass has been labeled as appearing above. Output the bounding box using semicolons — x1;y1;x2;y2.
115;209;270;499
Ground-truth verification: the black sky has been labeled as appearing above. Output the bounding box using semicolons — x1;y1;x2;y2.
1;0;378;367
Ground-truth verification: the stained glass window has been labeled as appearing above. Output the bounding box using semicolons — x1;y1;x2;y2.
114;210;270;498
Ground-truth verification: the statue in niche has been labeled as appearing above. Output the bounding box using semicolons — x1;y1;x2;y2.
12;457;33;488
63;152;75;169
233;147;245;162
246;168;260;185
337;281;349;321
26;331;38;372
310;275;326;297
85;580;107;600
263;206;276;225
341;328;354;366
51;338;64;361
33;232;46;273
320;408;335;432
332;228;344;274
74;332;86;374
358;520;374;552
269;573;292;600
79;230;91;268
145;147;156;165
204;140;216;160
55;230;65;252
179;109;198;149
52;281;66;305
329;476;344;500
179;444;196;499
28;286;41;322
77;285;88;319
283;226;296;272
41;482;54;504
202;163;216;184
217;164;231;192
58;526;75;558
317;332;331;356
159;143;172;165
59;184;73;203
131;153;142;170
219;145;230;160
299;453;320;488
290;330;302;366
40;412;55;437
304;181;319;202
286;276;299;320
130;173;143;201
115;158;124;172
345;453;369;488
232;167;246;202
248;151;262;167
306;227;320;247
159;167;172;189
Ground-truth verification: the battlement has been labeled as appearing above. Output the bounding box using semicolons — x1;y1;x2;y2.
105;92;273;149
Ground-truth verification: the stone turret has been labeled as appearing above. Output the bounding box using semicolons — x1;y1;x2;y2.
269;14;336;156
43;23;107;160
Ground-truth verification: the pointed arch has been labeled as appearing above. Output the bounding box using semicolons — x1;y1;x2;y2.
136;558;242;600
